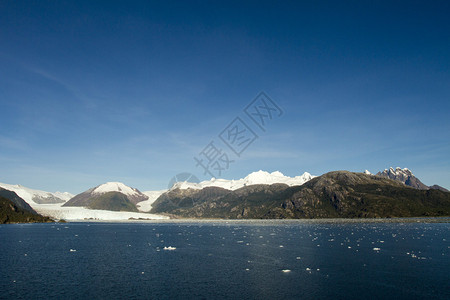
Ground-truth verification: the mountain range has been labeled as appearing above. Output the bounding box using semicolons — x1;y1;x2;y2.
171;170;315;190
63;171;316;213
0;167;449;221
151;171;450;219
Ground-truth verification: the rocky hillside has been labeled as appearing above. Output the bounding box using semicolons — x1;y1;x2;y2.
0;188;37;213
150;171;450;219
277;171;450;218
0;195;53;224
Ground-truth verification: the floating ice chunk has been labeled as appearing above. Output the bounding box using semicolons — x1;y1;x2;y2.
282;269;291;273
163;246;176;251
373;248;381;251
70;249;76;252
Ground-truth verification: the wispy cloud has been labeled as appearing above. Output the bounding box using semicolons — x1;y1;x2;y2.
27;67;71;88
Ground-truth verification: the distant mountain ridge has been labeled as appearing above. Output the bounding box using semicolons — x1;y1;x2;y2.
171;170;315;191
429;185;449;192
0;182;73;204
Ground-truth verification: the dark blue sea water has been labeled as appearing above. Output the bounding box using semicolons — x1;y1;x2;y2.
0;220;449;299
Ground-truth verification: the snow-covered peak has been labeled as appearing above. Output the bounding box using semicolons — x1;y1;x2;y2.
245;170;282;185
384;167;413;176
168;170;316;191
364;170;372;175
92;182;141;196
377;167;428;189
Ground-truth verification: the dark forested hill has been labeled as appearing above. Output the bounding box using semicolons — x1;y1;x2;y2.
0;196;53;224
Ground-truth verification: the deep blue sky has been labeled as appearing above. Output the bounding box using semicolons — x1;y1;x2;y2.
1;0;449;193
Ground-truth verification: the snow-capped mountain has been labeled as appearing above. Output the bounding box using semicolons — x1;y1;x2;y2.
170;170;316;191
376;167;428;190
64;182;149;208
0;182;73;204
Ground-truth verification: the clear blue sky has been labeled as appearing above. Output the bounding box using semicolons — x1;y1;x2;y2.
1;0;449;194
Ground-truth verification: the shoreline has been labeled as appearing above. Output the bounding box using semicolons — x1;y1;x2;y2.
48;216;450;224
